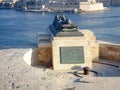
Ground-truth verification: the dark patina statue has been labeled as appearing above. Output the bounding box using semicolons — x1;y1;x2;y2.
49;15;84;37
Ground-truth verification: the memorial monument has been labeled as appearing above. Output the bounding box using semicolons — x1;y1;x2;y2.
38;15;99;70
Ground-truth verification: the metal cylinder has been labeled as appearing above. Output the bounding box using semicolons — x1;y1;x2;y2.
83;67;90;75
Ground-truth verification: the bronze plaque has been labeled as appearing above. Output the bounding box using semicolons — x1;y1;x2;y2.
60;46;84;64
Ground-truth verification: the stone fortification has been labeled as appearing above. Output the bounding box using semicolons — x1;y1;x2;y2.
79;1;106;11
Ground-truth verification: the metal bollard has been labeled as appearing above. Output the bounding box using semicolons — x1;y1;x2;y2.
83;67;90;75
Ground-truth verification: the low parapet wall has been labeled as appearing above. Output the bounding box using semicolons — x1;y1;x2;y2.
99;43;120;61
23;42;120;67
23;48;40;66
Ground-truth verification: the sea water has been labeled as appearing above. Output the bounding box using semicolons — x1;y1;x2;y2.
0;7;120;49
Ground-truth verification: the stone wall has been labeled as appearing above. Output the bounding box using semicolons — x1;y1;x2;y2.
99;43;120;61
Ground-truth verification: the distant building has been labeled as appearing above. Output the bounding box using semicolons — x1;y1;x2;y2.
79;0;106;11
48;0;79;12
0;0;17;8
14;0;49;11
13;0;106;12
0;0;3;3
1;0;18;3
48;0;106;12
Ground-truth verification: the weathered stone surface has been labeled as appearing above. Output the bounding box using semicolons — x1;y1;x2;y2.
81;30;96;41
52;37;92;70
37;47;52;63
80;30;99;61
99;43;120;61
90;42;99;61
23;48;39;66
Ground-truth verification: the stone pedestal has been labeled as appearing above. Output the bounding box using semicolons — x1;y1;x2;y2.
37;30;99;70
52;36;92;70
37;14;99;70
51;30;99;70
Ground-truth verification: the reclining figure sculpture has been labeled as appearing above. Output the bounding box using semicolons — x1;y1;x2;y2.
49;15;83;37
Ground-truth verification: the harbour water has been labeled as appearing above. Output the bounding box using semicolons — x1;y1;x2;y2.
0;7;120;49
